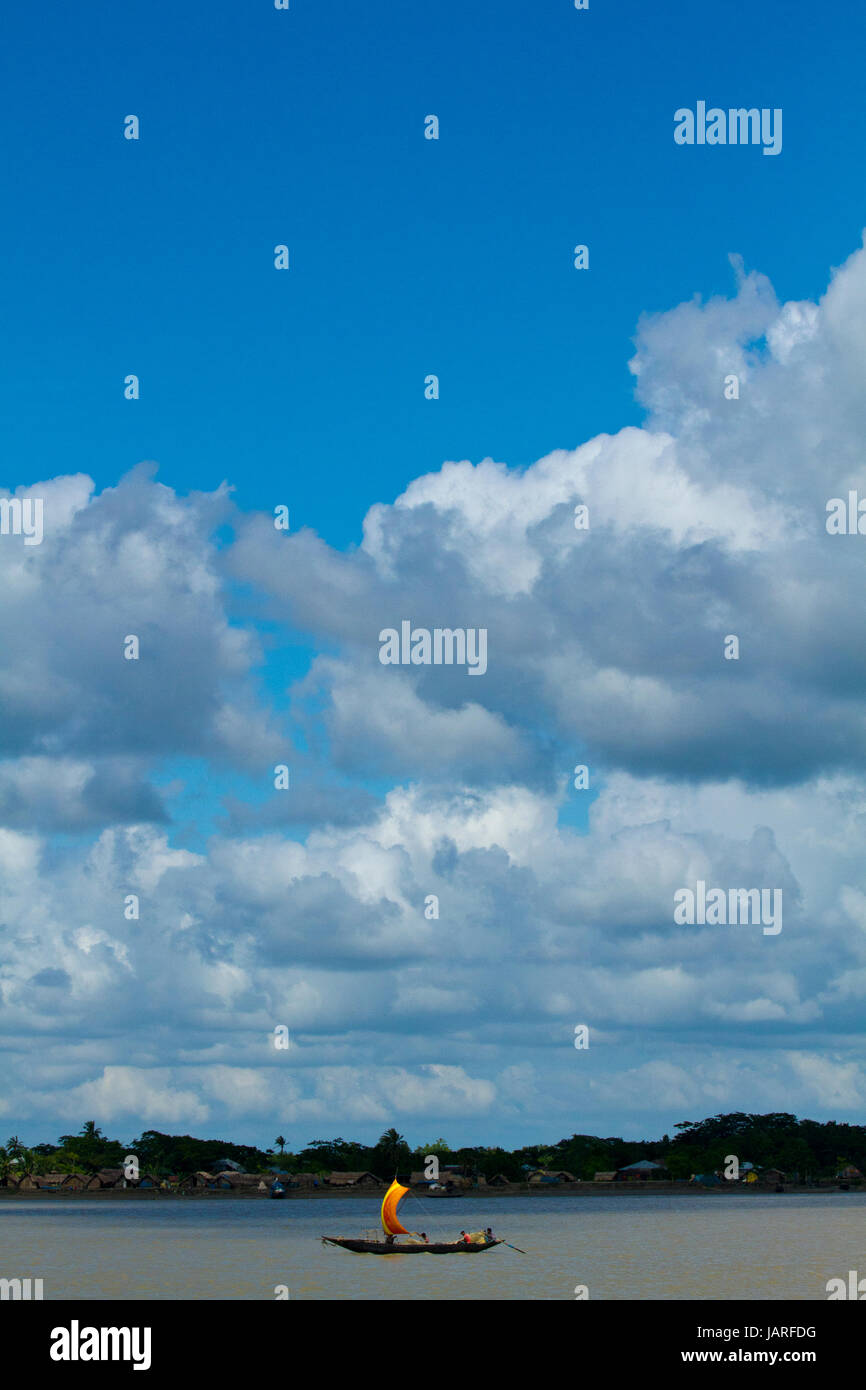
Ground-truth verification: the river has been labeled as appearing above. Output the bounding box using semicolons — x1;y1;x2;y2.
1;1193;861;1300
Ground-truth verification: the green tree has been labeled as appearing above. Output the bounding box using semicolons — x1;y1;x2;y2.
373;1128;411;1176
5;1136;24;1162
421;1138;450;1154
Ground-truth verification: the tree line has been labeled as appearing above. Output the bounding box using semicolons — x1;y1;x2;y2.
2;1112;865;1181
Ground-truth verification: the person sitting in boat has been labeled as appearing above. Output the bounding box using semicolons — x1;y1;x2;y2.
460;1230;471;1244
385;1233;396;1245
485;1227;495;1243
420;1232;429;1243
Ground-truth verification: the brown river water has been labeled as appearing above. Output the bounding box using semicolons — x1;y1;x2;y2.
1;1193;864;1300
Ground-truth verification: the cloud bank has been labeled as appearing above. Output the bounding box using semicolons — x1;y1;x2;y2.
4;240;866;1145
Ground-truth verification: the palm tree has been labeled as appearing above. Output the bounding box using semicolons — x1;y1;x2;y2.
376;1128;410;1175
275;1136;286;1156
80;1121;103;1141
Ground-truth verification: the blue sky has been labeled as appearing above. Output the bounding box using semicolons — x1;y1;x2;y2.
3;1;866;1152
3;0;864;547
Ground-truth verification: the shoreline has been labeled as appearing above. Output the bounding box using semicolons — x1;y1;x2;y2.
0;1181;860;1200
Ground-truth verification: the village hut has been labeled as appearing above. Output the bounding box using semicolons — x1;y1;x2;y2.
836;1164;863;1180
486;1173;515;1187
759;1167;787;1185
214;1172;266;1191
178;1171;219;1190
528;1169;577;1184
593;1171;617;1183
617;1160;667;1182
59;1172;89;1191
288;1172;323;1188
87;1168;127;1189
326;1171;384;1188
410;1169;469;1190
26;1172;69;1190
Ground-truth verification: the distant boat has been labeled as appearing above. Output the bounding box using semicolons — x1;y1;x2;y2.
322;1179;501;1256
269;1181;286;1199
424;1183;465;1198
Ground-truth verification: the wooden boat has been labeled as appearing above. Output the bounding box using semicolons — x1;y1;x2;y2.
323;1236;500;1255
269;1181;286;1199
322;1178;503;1256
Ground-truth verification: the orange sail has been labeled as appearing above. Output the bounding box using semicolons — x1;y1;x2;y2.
381;1178;411;1236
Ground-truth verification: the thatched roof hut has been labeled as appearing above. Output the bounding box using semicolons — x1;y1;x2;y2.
173;1167;225;1189
486;1173;515;1187
759;1168;787;1183
594;1171;616;1182
17;1172;69;1190
618;1160;667;1181
178;1171;218;1189
214;1172;267;1190
528;1169;577;1184
88;1168;126;1189
326;1171;384;1188
59;1172;89;1190
289;1172;323;1187
410;1170;469;1187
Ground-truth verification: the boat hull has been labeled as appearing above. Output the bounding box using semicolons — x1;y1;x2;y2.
322;1237;501;1255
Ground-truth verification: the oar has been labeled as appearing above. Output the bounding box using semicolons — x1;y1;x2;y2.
500;1240;526;1254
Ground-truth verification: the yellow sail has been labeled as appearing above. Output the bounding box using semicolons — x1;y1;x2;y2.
381;1178;411;1236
